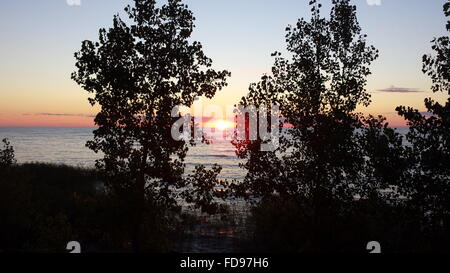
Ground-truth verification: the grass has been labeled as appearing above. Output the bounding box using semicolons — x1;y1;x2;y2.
3;163;447;253
0;163;172;252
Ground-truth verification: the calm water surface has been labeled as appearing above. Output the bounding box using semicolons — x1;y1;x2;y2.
0;127;245;180
0;127;410;180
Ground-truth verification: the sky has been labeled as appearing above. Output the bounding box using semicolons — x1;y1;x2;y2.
0;0;449;127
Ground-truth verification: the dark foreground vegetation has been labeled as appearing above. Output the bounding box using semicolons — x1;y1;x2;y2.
1;161;449;253
0;162;167;252
0;162;197;252
0;162;242;253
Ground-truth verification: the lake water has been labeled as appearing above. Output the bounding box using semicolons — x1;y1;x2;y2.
0;127;246;180
0;127;410;180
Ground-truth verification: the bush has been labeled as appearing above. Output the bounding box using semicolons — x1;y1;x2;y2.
0;138;16;168
0;163;170;252
244;195;450;253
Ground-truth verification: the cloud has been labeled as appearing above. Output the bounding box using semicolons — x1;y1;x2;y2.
376;86;423;93
26;113;95;118
367;0;381;6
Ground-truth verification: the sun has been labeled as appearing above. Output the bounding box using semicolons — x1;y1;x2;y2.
213;120;234;131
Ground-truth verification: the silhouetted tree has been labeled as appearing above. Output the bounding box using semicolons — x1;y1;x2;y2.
396;0;450;235
0;138;16;168
234;0;379;204
72;0;229;252
232;0;406;251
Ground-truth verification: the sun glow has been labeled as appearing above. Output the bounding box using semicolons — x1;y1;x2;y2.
211;120;235;131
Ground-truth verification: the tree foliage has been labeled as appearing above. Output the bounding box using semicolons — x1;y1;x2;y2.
0;138;16;168
233;0;385;201
231;0;408;251
396;0;450;228
72;0;230;251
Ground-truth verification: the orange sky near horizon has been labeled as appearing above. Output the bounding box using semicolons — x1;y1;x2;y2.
0;56;447;128
0;91;446;128
0;80;448;128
